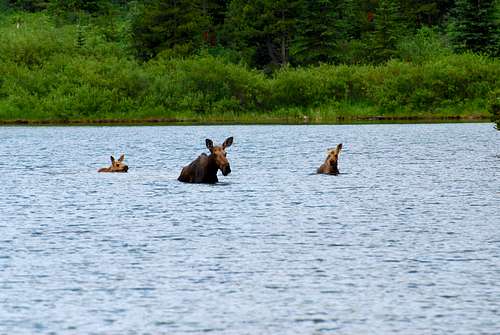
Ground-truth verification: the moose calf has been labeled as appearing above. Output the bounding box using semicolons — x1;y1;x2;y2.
98;154;129;173
317;144;342;175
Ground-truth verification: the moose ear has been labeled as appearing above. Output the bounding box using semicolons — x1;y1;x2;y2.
118;154;125;162
206;139;214;151
222;137;233;149
336;143;343;153
110;156;115;164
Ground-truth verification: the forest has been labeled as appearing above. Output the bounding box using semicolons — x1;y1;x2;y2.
0;0;499;124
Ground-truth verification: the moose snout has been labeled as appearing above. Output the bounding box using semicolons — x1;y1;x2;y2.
221;164;231;176
122;166;129;172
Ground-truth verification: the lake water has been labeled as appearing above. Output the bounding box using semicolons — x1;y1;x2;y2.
0;123;499;334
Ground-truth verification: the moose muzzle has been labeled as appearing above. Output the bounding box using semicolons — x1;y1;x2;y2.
221;164;231;176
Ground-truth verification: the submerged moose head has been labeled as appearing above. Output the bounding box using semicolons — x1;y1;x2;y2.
317;143;342;175
178;137;233;183
98;154;129;173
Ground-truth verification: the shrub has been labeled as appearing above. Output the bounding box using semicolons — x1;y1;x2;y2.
144;55;267;114
488;89;500;128
397;27;452;64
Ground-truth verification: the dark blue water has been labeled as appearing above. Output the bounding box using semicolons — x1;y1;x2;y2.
0;123;499;334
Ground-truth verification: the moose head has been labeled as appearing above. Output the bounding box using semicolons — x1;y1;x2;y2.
98;154;128;173
205;137;233;176
317;143;342;175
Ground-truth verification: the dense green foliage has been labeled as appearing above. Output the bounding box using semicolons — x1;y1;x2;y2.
489;89;500;128
130;0;500;67
130;1;210;60
448;0;500;56
0;1;499;123
5;0;499;66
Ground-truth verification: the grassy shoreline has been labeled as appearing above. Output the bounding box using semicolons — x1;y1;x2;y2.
1;52;497;124
0;112;491;126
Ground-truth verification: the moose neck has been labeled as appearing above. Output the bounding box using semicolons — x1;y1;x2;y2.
206;153;220;177
330;163;339;174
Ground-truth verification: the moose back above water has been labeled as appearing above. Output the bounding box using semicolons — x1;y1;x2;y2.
317;143;342;175
178;137;234;184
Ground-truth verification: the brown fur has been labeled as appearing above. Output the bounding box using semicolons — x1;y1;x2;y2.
98;154;128;173
178;137;233;183
317;143;342;175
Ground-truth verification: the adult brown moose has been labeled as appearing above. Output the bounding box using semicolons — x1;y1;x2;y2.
317;144;342;175
178;137;234;184
98;154;129;173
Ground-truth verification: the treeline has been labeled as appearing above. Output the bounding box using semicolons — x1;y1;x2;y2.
0;0;499;123
4;0;500;68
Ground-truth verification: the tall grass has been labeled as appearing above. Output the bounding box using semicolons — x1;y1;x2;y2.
0;13;499;123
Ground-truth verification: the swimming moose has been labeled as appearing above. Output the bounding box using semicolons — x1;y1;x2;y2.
98;154;129;173
317;144;342;175
178;137;233;184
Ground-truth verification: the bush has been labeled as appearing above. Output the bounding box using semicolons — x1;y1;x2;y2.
143;56;267;114
0;13;76;67
488;89;500;128
397;27;452;64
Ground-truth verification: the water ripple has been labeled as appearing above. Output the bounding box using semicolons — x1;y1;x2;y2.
0;123;498;334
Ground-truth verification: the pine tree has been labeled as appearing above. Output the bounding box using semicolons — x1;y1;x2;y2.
48;0;102;15
448;0;500;56
289;0;365;65
291;0;340;65
397;0;454;27
130;0;210;60
368;0;404;63
8;0;48;12
223;0;302;68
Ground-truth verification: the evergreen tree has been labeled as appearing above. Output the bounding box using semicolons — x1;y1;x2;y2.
201;0;230;47
368;0;404;63
7;0;48;11
223;0;302;68
291;0;341;65
397;0;454;27
448;0;500;56
289;0;365;65
48;0;102;15
130;0;209;60
339;0;364;39
205;0;229;27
